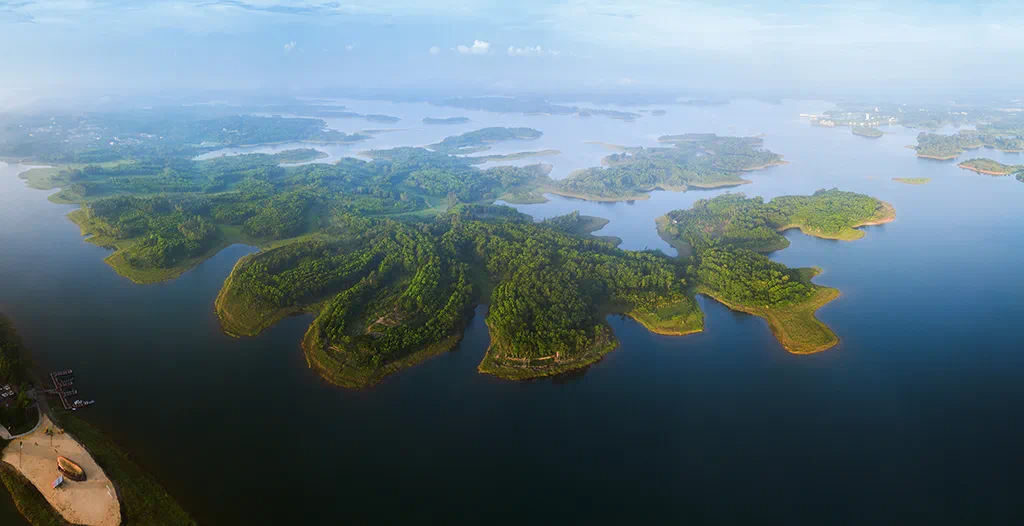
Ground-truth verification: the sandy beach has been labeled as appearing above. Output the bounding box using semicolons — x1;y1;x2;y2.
1;414;120;526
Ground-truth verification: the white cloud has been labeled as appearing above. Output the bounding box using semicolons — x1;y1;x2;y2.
345;43;355;51
618;77;635;86
455;40;490;55
428;46;441;55
283;41;297;52
507;45;558;57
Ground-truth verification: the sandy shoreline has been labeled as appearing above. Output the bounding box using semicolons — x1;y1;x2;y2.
1;415;120;526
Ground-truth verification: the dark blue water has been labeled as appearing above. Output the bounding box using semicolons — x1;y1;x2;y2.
2;100;1024;524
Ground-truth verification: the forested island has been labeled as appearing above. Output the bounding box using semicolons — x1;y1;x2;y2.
852;126;883;138
957;158;1024;176
551;133;785;201
657;190;894;353
423;117;470;125
427;127;543;154
913;131;1024;160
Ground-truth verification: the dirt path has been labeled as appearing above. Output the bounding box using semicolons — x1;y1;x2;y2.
1;414;121;526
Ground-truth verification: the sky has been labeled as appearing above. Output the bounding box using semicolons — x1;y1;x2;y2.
1;1;1023;106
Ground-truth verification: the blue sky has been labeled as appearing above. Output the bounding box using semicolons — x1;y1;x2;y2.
2;1;1022;103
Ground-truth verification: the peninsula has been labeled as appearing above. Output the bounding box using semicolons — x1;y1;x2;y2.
656;189;894;354
957;158;1024;176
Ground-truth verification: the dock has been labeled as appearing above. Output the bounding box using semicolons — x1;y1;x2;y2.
49;370;94;411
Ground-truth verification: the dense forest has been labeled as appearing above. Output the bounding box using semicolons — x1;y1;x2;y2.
217;206;700;386
60;145;553;282
554;134;784;199
852;126;883;138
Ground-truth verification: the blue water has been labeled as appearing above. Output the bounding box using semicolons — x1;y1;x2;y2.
1;99;1023;524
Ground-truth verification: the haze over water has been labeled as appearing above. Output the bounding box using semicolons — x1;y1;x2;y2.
2;100;1024;523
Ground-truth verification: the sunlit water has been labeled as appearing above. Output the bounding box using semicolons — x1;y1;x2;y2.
2;100;1023;524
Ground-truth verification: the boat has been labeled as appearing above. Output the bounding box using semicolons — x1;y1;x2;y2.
56;456;86;481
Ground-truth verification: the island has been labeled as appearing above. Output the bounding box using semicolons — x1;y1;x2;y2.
957;158;1024;176
651;109;667;116
465;149;562;164
549;133;786;201
892;177;931;185
0;315;195;525
656;190;894;353
913;131;1024;160
423;117;470;125
427;127;543;154
852;126;883;138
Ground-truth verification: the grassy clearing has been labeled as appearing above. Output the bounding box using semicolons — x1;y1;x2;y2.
892;177;931;185
625;299;705;336
697;283;840;354
0;462;71;526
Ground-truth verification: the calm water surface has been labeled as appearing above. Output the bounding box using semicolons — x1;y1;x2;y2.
2;100;1024;524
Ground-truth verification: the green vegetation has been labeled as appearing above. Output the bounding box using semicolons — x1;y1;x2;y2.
914;131;1024;160
957;158;1024;176
0;463;70;526
49;146;552;284
0;316;38;436
660;190;894;253
658;190;893;354
422;117;470;125
217;205;701;386
428;127;543;154
852;126;883;138
892;178;931;185
553;134;784;201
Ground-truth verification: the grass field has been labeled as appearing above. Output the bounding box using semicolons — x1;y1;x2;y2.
697;282;840;354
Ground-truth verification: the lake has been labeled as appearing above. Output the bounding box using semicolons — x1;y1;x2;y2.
2;99;1024;523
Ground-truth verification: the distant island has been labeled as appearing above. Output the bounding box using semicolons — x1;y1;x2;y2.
427;127;543;154
431;96;643;121
423;117;470;125
651;109;667;116
852;126;883;138
892;177;930;185
957;158;1024;176
913;131;1024;160
466;149;562;164
550;133;786;201
657;190;895;354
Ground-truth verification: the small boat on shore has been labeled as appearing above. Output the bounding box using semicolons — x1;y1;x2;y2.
57;456;86;481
